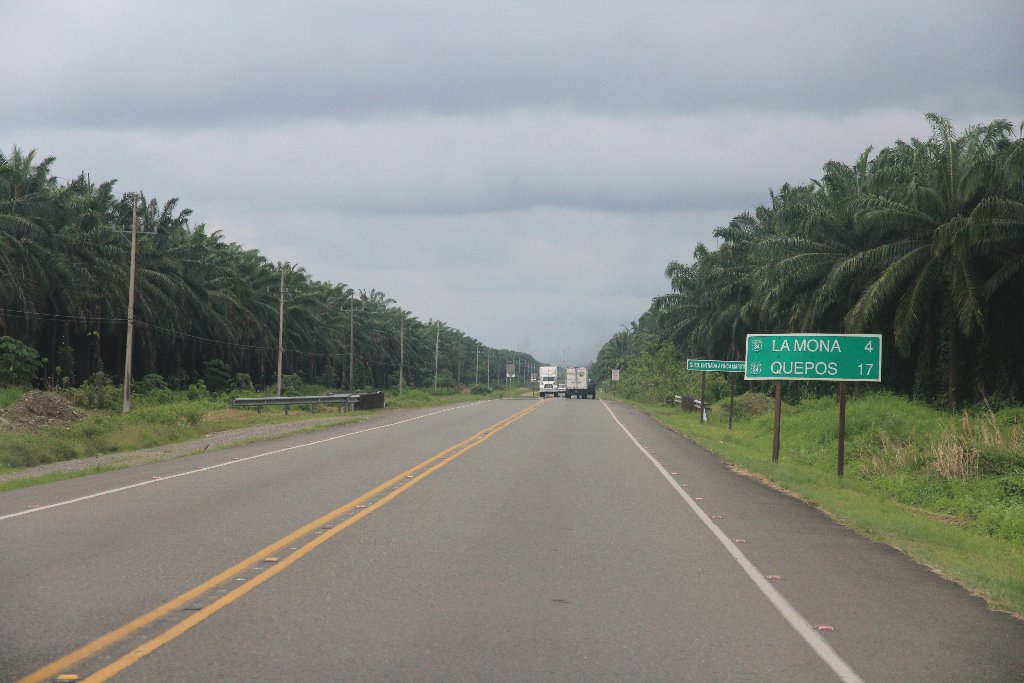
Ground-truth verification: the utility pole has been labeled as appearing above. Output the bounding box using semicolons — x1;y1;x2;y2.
475;344;479;385
433;320;440;390
121;193;138;413
399;316;405;395
486;351;491;390
276;265;285;397
349;289;355;392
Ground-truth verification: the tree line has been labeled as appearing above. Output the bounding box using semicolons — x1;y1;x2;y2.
0;147;537;392
595;115;1024;408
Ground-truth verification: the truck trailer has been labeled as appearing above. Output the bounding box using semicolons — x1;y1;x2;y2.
564;366;596;399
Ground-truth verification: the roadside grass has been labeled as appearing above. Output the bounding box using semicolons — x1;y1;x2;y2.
0;387;21;409
0;387;507;477
0;465;126;492
634;392;1024;617
385;387;507;408
0;396;366;470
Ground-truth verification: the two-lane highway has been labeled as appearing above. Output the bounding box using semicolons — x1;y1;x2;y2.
3;398;1023;681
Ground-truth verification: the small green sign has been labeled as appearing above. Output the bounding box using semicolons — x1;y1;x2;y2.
744;333;882;382
687;359;745;373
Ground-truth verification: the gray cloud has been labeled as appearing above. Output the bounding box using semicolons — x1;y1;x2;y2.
3;1;1021;365
4;1;1021;126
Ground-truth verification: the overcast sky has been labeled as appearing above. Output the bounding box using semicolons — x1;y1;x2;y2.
3;1;1022;367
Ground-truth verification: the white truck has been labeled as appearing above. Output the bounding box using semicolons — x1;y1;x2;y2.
564;366;596;399
538;366;559;398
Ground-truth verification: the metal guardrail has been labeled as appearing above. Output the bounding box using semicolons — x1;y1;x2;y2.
674;395;712;422
229;393;360;415
673;395;706;410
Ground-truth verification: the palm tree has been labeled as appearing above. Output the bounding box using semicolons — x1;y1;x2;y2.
353;288;397;389
692;207;775;357
755;151;883;335
0;147;56;337
962;126;1024;398
846;114;1015;407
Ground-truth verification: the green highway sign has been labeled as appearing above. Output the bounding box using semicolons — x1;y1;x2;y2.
687;359;745;373
744;333;882;382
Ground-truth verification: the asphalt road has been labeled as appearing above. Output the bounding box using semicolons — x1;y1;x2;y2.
2;398;1022;682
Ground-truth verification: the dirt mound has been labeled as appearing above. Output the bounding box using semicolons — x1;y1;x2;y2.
0;390;87;431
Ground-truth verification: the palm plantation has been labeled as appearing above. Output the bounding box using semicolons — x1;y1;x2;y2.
0;147;536;392
597;114;1024;408
5;114;1022;406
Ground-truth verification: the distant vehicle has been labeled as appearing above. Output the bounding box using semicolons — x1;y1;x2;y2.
538;366;559;398
564;366;596;399
557;383;566;396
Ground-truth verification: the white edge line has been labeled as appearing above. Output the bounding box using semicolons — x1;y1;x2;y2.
0;401;485;522
600;399;865;683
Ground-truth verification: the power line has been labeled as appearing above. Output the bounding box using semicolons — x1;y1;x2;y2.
0;305;521;366
1;305;367;360
0;307;126;324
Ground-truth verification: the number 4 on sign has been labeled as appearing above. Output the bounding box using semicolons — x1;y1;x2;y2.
861;340;874;376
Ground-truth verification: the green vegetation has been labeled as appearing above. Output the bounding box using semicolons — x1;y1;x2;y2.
0;387;22;409
594;114;1024;614
0;336;43;387
633;390;1024;616
0;465;127;493
0;384;509;476
595;114;1024;409
385;386;506;409
610;343;729;404
0;394;351;470
0;147;539;395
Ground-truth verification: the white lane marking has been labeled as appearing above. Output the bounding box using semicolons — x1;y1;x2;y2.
601;400;865;683
0;402;487;522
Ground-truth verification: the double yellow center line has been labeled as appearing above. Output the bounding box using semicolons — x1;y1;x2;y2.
19;400;545;683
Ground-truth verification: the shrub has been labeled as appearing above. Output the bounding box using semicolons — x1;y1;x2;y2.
186;380;207;401
202;359;232;393
434;369;456;390
72;371;120;410
0;336;44;387
972;503;1024;543
136;387;176;405
232;372;254;391
733;392;774;418
167;373;191;390
135;373;168;393
54;344;75;387
616;343;724;404
317;362;340;388
280;374;302;396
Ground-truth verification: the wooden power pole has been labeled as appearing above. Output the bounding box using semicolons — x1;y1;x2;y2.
276;265;285;397
121;194;138;413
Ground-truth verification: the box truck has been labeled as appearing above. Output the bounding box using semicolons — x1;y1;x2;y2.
564;366;596;399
